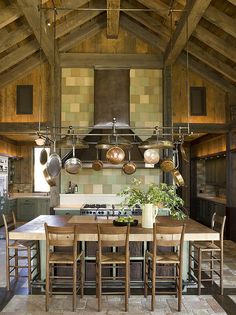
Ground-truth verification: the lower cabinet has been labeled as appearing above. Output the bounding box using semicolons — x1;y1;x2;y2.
16;198;50;222
196;198;226;227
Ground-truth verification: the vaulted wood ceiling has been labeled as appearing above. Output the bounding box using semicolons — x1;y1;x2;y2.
0;0;235;95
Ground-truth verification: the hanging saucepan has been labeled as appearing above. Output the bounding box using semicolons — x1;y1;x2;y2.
64;145;82;174
171;169;185;186
159;158;175;172
40;148;48;165
123;151;136;175
46;141;62;177
92;149;103;171
43;168;56;187
180;143;189;163
144;149;160;164
106;146;125;164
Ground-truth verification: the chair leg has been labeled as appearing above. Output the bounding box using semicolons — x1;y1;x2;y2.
6;247;10;291
144;255;148;298
125;263;129;312
188;242;192;281
178;263;182;312
27;247;32;294
198;250;202;295
80;253;84;298
98;264;102;312
15;249;18;279
151;260;156;312
45;261;50;312
210;251;214;285
220;249;224;295
73;262;77;311
36;241;41;278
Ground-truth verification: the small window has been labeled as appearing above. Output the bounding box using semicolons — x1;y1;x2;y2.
190;87;206;116
16;85;33;114
34;147;50;192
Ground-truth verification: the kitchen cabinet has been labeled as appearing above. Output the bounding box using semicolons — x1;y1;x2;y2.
196;197;226;227
205;157;226;186
17;198;50;222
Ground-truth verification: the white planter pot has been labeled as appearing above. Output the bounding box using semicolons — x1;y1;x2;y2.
141;204;158;228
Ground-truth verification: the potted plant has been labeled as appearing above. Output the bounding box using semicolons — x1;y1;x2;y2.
118;178;186;228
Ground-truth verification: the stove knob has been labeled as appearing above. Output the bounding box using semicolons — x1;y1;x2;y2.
89;211;92;214
98;211;101;214
93;211;96;214
101;211;104;214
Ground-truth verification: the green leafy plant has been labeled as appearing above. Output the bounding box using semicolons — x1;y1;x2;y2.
118;178;186;220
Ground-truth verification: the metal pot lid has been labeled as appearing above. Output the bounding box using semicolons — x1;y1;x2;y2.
144;149;160;164
58;136;88;149
106;146;125;164
139;136;174;149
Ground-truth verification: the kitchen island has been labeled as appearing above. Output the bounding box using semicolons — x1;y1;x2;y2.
9;215;219;289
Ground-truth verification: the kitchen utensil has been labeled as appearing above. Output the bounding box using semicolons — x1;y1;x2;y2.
180;143;189;163
40;148;48;165
46;141;62;177
172;169;185;186
43;168;56;187
144;149;160;164
92;149;103;171
64;145;82;174
160;158;175;172
106;146;125;164
122;151;136;175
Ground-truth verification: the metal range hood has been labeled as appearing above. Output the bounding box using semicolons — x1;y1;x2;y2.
62;69;155;168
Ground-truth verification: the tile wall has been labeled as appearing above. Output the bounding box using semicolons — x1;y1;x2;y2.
61;68;162;194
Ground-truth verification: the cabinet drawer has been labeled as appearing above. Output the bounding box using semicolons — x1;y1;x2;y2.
54;210;80;216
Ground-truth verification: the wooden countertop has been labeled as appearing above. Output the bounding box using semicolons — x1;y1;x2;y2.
9;215;219;242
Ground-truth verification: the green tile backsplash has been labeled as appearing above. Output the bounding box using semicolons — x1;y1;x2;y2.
61;68;163;194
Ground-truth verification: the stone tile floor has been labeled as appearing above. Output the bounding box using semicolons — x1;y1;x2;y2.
0;240;235;314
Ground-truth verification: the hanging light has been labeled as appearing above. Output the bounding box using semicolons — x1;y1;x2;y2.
35;133;45;146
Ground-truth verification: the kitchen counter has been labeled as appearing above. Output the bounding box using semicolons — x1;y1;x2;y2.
197;193;226;205
54;204;84;210
8;193;50;200
9;215;219;242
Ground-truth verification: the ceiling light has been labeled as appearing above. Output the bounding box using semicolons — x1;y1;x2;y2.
35;135;45;146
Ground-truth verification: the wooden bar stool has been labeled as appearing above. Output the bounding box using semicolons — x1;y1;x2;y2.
44;223;84;312
96;224;130;312
188;213;226;295
2;212;40;293
144;223;186;312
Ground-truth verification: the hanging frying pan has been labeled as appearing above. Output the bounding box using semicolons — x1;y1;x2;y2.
160;158;175;172
92;149;103;171
64;145;82;174
106;146;125;164
43;168;56;187
122;151;136;175
171;169;185;186
40;148;48;165
180;143;189;163
46;141;62;177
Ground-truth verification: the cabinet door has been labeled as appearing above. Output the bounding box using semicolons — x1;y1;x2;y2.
17;199;37;221
36;198;50;216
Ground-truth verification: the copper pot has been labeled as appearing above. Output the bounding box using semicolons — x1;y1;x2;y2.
122;151;136;175
160;158;175;172
92;150;103;171
172;169;185;186
106;146;125;164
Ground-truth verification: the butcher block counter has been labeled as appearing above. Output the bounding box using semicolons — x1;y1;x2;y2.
9;215;219;241
9;215;219;287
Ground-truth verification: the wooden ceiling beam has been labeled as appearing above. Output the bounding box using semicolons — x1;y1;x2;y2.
45;0;90;23
164;0;212;65
56;0;105;38
204;5;236;38
193;25;236;63
136;0;171;19
60;53;163;68
227;0;236;5
122;1;169;39
0;53;44;89
120;14;166;52
106;0;120;39
188;41;236;83
16;0;59;66
178;52;236;95
0;3;21;30
59;15;106;52
0;40;39;74
0;25;32;55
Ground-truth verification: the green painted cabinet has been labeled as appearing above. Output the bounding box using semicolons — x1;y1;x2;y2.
16;198;50;222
